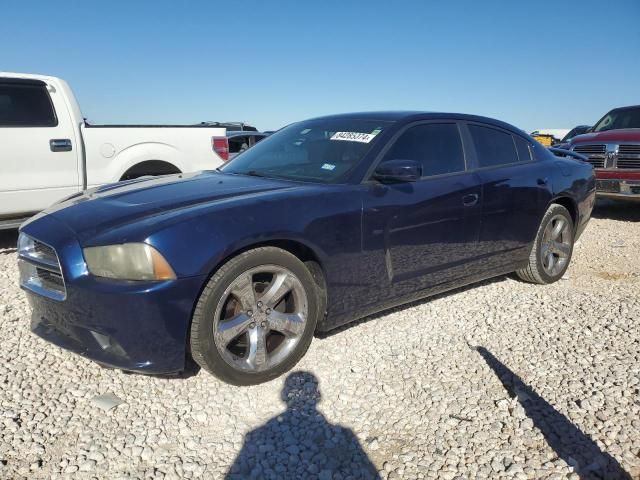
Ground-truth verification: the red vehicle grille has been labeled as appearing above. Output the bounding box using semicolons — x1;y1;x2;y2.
617;144;640;169
573;144;606;168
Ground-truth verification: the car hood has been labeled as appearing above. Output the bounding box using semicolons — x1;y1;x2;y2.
38;171;299;242
571;128;640;144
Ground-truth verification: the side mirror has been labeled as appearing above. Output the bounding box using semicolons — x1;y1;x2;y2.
373;159;422;183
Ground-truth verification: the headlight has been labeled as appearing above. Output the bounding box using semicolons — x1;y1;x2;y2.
83;243;176;281
17;233;36;256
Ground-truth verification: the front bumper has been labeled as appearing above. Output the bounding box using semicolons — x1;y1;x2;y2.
20;214;206;374
595;170;640;201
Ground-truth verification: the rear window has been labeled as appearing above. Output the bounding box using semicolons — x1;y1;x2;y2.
229;135;250;153
469;124;518;168
0;83;57;127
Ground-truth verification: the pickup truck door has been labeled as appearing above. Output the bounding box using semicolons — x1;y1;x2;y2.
0;78;80;217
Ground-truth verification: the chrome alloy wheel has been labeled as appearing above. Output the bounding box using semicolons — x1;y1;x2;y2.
540;214;572;277
213;265;308;373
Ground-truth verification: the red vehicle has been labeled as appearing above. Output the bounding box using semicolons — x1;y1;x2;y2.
569;105;640;201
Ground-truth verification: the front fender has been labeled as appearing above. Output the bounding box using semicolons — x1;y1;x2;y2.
144;188;363;280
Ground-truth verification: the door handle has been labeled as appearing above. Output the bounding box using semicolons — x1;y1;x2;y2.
537;177;549;185
462;193;479;207
50;139;72;152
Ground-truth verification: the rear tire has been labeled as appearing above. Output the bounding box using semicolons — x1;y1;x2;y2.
516;204;574;284
190;247;321;386
120;160;181;181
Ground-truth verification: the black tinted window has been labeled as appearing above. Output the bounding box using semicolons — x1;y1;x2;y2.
469;125;518;167
593;107;640;132
382;123;465;177
229;136;250;153
514;136;532;162
0;83;57;127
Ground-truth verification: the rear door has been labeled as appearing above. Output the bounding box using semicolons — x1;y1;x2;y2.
464;122;551;268
0;78;79;216
362;122;483;299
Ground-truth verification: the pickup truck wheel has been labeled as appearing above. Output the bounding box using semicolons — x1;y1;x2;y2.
190;247;320;386
516;204;574;284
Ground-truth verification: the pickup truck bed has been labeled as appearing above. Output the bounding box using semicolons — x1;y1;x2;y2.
0;72;227;223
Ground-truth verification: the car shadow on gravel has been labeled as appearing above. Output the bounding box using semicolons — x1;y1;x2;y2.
591;199;640;222
0;229;18;253
226;371;380;480
474;346;631;480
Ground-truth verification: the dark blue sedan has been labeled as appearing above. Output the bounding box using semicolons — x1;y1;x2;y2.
18;112;595;385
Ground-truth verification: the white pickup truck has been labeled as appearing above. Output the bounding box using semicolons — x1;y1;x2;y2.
0;72;229;228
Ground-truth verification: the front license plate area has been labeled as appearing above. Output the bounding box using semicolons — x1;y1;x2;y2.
596;180;620;193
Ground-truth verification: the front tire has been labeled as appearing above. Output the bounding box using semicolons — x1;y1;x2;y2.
516;204;574;284
190;247;320;386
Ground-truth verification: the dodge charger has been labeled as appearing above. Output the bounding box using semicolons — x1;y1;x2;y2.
18;112;596;385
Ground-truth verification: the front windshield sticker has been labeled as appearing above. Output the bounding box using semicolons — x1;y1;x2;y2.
330;131;378;143
321;163;336;171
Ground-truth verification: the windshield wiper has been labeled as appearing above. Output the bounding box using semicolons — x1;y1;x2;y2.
244;170;267;178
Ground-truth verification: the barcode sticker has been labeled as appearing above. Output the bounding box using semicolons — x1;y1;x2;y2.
330;131;377;143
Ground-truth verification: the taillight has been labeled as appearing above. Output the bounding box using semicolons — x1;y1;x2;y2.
212;136;229;161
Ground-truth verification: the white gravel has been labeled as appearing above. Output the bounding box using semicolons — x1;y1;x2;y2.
1;200;639;480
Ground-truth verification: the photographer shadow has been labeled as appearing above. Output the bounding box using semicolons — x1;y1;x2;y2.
226;371;379;480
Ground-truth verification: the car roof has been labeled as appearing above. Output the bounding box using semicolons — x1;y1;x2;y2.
306;111;526;135
226;131;268;138
607;105;640;112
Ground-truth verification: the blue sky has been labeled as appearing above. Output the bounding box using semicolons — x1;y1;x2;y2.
2;0;638;132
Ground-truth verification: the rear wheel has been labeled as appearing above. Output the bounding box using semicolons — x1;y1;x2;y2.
120;160;181;181
516;204;574;284
190;247;320;385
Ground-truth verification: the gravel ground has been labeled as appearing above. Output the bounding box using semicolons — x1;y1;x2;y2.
1;200;639;480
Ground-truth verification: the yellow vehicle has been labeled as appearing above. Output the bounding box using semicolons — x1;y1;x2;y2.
531;133;555;146
530;129;570;146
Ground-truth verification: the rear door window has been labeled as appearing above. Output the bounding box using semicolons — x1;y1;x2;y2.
0;83;57;127
468;124;518;168
381;123;466;177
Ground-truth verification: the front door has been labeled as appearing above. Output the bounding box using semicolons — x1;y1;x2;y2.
0;78;79;216
362;122;483;300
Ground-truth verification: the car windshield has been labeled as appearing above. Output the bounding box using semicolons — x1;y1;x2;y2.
220;118;390;183
593;107;640;132
561;126;590;142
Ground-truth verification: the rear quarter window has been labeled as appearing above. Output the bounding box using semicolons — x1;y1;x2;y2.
0;83;57;127
514;136;533;162
468;124;518;168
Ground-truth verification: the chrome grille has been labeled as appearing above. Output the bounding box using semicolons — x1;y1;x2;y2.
18;234;66;300
617;144;640;169
37;268;65;291
573;144;606;154
573;144;606;168
618;144;640;155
